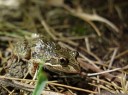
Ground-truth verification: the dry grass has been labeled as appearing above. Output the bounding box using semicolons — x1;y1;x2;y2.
0;0;128;95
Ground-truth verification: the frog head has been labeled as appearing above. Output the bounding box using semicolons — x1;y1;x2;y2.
44;49;81;74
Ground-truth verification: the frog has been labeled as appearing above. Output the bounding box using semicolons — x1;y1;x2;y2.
13;37;81;77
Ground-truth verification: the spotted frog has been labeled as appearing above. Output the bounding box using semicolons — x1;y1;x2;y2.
14;37;81;76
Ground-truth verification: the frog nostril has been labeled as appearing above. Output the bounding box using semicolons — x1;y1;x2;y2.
59;58;69;66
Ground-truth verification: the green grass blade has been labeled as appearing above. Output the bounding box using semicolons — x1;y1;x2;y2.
32;63;47;95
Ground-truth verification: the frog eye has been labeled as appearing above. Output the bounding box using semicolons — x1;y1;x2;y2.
59;57;69;67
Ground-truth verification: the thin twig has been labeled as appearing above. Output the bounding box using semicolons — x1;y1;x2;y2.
0;76;97;94
87;68;121;76
108;48;118;69
49;82;98;94
85;37;91;52
77;58;121;83
107;50;128;64
41;19;57;40
63;5;119;33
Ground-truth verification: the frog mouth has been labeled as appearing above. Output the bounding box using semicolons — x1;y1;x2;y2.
44;62;78;73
